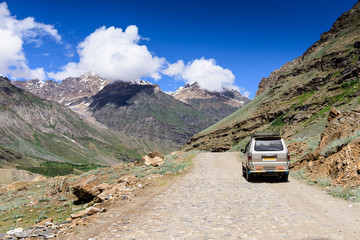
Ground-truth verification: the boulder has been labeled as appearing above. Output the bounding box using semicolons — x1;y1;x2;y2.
96;182;110;192
141;151;165;166
34;217;53;226
71;175;101;202
70;207;101;219
118;175;137;184
95;182;127;202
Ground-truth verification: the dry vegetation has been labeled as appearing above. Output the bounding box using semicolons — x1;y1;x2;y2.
0;151;198;234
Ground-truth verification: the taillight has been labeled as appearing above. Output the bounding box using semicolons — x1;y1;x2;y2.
287;152;290;161
248;152;252;161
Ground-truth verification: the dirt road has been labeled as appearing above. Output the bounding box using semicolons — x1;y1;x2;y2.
68;152;360;240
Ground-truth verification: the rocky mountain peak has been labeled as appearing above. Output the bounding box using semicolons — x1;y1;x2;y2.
171;82;250;108
12;75;110;106
256;57;301;96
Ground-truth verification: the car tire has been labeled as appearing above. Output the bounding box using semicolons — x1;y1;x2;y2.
245;167;253;182
242;165;246;177
280;174;289;182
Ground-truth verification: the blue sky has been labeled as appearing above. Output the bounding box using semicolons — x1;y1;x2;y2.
2;0;358;98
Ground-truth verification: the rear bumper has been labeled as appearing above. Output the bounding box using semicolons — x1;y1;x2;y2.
247;161;290;174
249;169;289;174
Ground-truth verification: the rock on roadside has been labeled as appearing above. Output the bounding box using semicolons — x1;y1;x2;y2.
141;151;165;166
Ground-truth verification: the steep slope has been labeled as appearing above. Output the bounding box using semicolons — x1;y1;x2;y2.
88;81;214;148
171;82;249;122
0;76;162;170
183;1;360;152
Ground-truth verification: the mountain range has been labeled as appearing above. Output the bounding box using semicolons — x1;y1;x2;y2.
13;75;249;150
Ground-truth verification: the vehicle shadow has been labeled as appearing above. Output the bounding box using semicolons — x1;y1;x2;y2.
246;175;290;184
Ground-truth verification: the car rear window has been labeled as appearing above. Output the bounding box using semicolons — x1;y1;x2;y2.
254;139;283;151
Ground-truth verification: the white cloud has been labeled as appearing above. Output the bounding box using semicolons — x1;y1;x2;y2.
164;58;236;92
49;25;165;82
162;60;184;77
0;2;61;80
242;91;250;98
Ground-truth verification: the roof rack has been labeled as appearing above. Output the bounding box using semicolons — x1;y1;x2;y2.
251;131;280;138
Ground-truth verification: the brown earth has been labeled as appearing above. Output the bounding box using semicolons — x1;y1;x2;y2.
293;107;360;185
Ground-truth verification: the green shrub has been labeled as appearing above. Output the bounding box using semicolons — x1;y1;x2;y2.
38;198;50;202
291;168;309;180
58;196;67;201
316;176;332;187
16;162;101;177
328;186;349;199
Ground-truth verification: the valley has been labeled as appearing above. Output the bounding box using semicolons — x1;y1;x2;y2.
12;75;248;151
1;1;360;239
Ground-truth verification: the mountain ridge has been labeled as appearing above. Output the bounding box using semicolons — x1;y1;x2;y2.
183;1;360;152
13;76;249;150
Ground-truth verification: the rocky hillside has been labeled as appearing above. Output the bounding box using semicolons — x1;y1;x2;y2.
183;1;360;152
171;82;249;123
14;76;246;150
88;81;215;148
0;76;165;170
12;73;109;106
292;107;360;185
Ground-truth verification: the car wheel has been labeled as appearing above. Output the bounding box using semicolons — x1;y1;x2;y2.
245;167;253;182
242;165;246;177
280;174;289;182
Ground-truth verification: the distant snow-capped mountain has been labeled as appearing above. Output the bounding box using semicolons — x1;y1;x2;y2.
12;73;109;106
171;82;250;108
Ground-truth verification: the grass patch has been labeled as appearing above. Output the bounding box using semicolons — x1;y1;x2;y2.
316;176;332;187
0;184;75;232
16;161;102;177
291;168;309;181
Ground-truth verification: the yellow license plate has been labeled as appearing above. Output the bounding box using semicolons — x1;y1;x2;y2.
263;157;276;161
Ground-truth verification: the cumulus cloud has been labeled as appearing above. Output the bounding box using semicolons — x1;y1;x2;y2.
49;25;165;82
0;2;61;80
164;58;236;92
162;60;184;77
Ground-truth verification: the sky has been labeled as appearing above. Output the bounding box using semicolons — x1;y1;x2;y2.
1;0;358;98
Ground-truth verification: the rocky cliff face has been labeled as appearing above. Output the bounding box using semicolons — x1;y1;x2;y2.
256;57;301;96
183;1;360;152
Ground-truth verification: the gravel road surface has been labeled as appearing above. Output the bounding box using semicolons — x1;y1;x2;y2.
69;152;360;240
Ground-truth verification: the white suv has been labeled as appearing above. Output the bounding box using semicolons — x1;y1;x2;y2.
241;131;290;182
